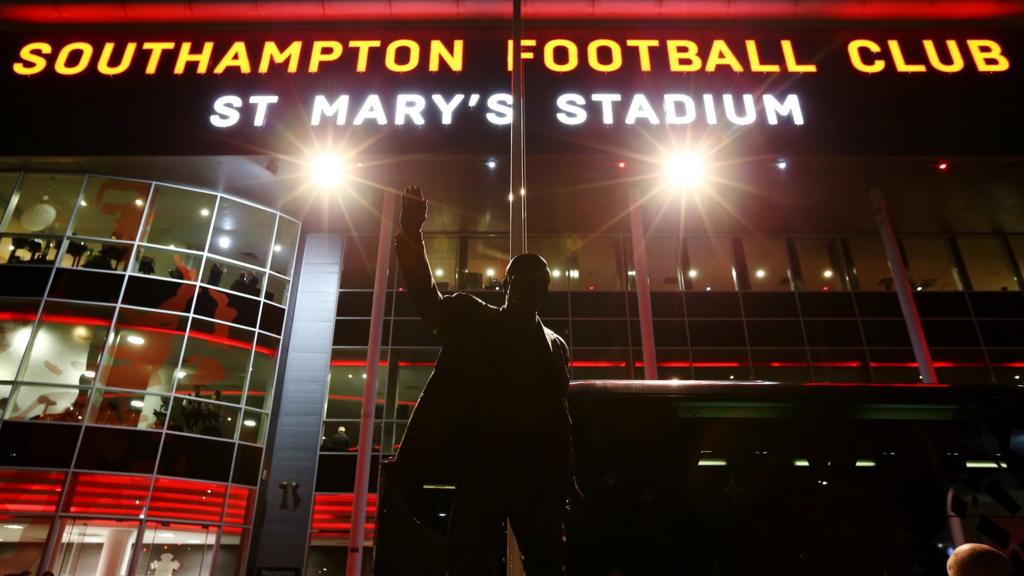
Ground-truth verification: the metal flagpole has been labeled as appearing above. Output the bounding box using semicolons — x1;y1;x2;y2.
347;190;396;574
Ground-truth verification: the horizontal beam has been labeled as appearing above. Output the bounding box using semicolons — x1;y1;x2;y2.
2;0;1022;24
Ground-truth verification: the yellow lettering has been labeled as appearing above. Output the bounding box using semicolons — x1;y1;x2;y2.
544;39;578;73
888;40;926;73
507;39;536;72
587;39;622;72
666;40;701;72
429;39;463;72
705;40;743;72
922;40;964;73
174;41;214;74
12;42;51;75
259;41;302;74
54;42;93;75
385;39;419;73
967;39;1010;72
745;40;780;73
309;40;343;73
848;39;885;73
781;40;817;73
96;42;136;76
348;40;381;73
141;42;175;75
625;39;658;72
213;41;251;74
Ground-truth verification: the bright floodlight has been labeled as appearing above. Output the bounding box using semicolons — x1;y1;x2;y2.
311;154;346;188
664;152;707;190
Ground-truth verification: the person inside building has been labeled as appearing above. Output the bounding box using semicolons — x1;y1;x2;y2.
946;543;1013;576
390;185;576;575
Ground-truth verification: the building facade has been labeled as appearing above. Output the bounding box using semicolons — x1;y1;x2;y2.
1;2;1023;575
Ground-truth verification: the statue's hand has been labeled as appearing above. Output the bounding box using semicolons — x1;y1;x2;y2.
401;185;427;235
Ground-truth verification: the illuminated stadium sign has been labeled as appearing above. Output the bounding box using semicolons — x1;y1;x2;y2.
1;28;1020;155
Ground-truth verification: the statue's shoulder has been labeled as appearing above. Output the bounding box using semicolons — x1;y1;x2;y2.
542;324;568;351
445;292;498;318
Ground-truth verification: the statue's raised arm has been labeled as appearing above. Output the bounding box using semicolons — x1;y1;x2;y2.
394;185;445;332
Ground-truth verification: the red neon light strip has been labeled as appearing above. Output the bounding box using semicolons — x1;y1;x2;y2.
802;382;950;388
0;1;1019;23
0;312;275;356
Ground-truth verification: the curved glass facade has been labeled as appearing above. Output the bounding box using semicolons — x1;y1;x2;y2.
0;172;298;575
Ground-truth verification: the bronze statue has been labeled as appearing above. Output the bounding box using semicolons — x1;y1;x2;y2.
391;185;574;575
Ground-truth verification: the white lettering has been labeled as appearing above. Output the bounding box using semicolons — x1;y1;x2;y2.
591;93;622;125
486;93;513;125
764;93;805;125
430;93;464;125
311;94;349;126
555;93;587;125
248;94;279;127
353;94;388;125
395;94;426;125
210;95;242;128
663;94;696;124
624;93;659;125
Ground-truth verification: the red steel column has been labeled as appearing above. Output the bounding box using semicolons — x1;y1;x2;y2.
630;190;658;380
870;188;938;383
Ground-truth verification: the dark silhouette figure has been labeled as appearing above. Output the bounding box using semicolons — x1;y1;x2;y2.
391;185;574;575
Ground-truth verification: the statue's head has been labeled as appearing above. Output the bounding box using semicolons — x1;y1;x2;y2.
502;253;550;316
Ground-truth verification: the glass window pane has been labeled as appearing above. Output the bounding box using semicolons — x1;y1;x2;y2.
150;477;228;523
202;256;264;297
465;237;507;291
528;236;572;292
20;301;114;385
134;522;217;576
327;349;385;420
0;298;38;380
4;385;88;422
270;216;299;277
71;176;149;240
645;237;682;291
209;198;276;269
341;235;377;289
263;274;289;306
245;334;279;410
0;515;52;575
393;350;436;422
903;237;960;291
239;410;267;444
572;236;625;291
54;517;140;576
59;237;132;271
87;390;167;430
0;234;61;266
177;319;255;403
214;526;250;576
168;396;240;439
0;172;19;223
139;184;216;252
957;237;1017;291
131;245;202;282
847;237;893;291
794;238;845;291
98;308;187;393
0;469;65;515
684;238;735;291
423;235;457;291
743;238;792;291
0;173;83;236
